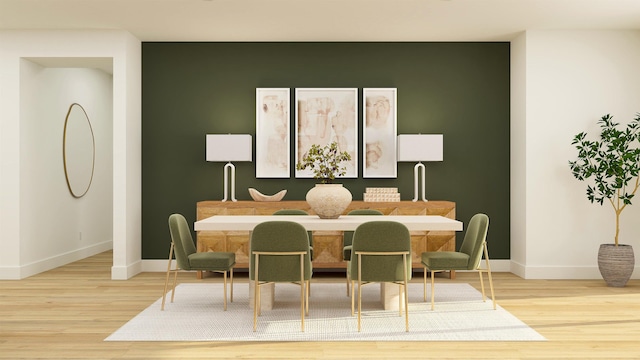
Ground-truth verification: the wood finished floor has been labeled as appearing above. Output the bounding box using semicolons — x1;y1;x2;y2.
1;251;639;359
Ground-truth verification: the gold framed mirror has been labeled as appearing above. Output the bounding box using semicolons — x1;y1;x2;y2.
63;103;95;198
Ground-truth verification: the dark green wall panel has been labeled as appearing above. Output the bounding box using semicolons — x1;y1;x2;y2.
142;42;510;260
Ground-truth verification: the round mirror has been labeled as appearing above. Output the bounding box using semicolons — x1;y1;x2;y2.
63;103;95;198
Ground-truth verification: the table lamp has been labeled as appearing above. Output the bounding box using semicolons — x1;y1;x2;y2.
397;134;443;202
206;134;252;202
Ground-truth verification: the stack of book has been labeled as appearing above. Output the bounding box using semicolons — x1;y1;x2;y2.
363;187;401;202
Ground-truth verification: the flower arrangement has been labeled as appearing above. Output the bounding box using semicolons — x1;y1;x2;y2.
296;142;352;184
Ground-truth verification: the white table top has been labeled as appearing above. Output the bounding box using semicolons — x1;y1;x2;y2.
194;215;463;232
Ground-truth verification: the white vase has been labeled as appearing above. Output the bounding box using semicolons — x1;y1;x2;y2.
306;184;352;219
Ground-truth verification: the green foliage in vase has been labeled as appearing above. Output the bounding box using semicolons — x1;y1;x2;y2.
296;142;352;184
569;113;640;246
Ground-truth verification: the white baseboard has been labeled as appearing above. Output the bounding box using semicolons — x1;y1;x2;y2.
0;241;112;280
509;260;640;279
111;260;143;280
142;259;174;272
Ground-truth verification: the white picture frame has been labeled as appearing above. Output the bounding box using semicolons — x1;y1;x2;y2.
363;88;397;178
295;88;358;179
255;88;290;178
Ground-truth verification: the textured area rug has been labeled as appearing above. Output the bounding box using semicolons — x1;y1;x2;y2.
106;282;545;342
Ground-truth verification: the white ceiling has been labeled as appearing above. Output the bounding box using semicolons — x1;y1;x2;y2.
1;0;640;42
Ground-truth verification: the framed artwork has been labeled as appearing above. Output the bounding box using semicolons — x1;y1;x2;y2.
363;88;397;178
295;88;358;178
255;88;290;178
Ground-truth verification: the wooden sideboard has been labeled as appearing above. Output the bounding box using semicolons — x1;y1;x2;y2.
196;200;457;272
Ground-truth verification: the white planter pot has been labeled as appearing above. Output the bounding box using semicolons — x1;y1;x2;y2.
306;184;352;219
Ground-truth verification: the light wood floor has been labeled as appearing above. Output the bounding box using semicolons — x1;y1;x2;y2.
1;251;639;359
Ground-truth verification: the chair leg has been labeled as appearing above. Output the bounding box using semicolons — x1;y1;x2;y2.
299;253;305;332
430;269;436;311
398;284;402;316
346;274;350;297
357;255;362;332
484;242;497;310
253;256;259;332
305;280;311;316
487;269;496;310
423;265;427;302
357;278;362;332
404;280;409;332
161;243;175;311
350;280;356;316
223;271;228;311
478;269;487;301
230;267;234;302
170;269;178;303
403;254;409;332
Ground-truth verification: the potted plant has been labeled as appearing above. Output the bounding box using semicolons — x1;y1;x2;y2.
296;142;352;218
569;113;640;287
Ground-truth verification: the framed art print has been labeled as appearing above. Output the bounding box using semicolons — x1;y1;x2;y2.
255;88;291;178
363;88;397;178
295;88;358;178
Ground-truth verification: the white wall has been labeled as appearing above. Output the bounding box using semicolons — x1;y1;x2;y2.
3;29;639;280
19;63;113;273
512;30;640;279
0;30;141;279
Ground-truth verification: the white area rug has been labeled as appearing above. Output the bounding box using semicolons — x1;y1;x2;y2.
106;282;545;342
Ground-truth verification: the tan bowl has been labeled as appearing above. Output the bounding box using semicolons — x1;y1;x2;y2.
248;188;287;202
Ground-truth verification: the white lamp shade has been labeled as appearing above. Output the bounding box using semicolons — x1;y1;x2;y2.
206;134;252;162
397;134;443;162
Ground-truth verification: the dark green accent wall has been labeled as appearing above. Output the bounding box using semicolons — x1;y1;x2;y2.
142;42;510;260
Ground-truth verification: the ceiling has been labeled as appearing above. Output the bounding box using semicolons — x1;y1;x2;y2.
1;0;640;42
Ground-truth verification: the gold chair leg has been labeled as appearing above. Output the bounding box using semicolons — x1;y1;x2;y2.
487;269;496;310
398;283;402;316
350;280;356;316
484;242;497;310
230;267;234;303
357;279;362;332
170;269;178;303
346;275;350;297
423;266;427;302
404;281;410;332
305;280;311;316
403;254;409;332
357;255;362;332
253;255;259;332
478;269;486;301
223;271;228;311
161;243;175;311
300;253;305;332
430;269;436;311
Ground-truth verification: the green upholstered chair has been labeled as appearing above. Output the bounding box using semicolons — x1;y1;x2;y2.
342;209;383;296
250;220;313;332
421;213;496;310
162;213;236;311
348;221;412;332
273;209;313;258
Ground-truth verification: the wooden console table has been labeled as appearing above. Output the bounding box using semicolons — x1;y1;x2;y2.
196;200;457;273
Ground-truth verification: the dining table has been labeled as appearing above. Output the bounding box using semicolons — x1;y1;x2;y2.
194;214;464;310
194;214;463;232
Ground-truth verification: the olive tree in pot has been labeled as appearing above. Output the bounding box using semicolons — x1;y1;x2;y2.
569;113;640;287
